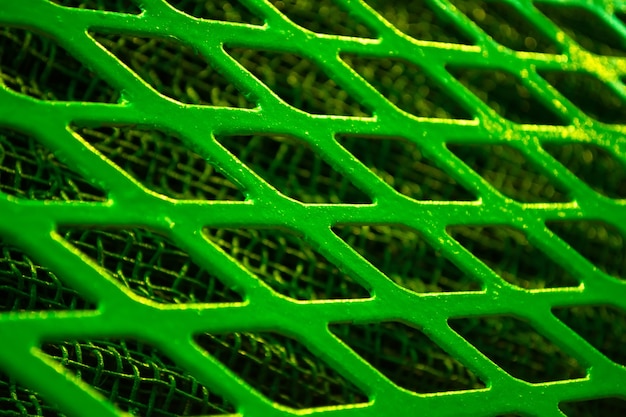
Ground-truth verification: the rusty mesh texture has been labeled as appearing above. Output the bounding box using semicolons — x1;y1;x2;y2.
1;0;626;417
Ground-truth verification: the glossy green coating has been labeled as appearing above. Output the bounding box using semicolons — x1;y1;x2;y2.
1;1;626;416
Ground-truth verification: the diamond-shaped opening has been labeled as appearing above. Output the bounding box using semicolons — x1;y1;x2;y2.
0;243;94;312
552;304;626;366
447;226;578;289
0;127;107;202
448;67;566;125
543;143;626;199
165;0;262;24
535;3;626;57
0;27;118;102
92;34;254;107
203;227;370;300
451;0;560;53
447;143;570;203
49;0;141;13
364;0;473;44
560;397;626;417
194;331;368;408
330;321;485;393
216;134;370;204
270;0;375;38
333;225;481;293
546;220;625;280
59;227;243;304
74;126;244;201
227;48;371;116
337;135;475;201
342;55;472;119
42;339;235;415
539;71;626;124
0;371;64;416
449;315;586;382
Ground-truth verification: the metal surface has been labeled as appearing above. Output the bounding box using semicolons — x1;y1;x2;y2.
1;1;626;416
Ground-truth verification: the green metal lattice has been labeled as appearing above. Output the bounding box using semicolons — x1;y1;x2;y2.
1;0;626;416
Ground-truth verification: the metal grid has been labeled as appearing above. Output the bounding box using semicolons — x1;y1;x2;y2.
1;1;626;416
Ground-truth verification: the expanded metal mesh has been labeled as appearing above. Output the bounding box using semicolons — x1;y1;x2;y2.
1;1;626;417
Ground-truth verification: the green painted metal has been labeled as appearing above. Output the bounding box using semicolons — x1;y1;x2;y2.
0;0;625;416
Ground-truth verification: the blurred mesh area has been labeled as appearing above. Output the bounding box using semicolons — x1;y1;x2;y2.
203;227;370;300
329;321;486;393
193;331;368;408
0;27;118;102
216;134;371;203
1;1;626;417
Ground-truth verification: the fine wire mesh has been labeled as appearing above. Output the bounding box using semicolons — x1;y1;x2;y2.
40;339;237;416
75;126;245;201
0;244;94;312
0;127;107;202
1;1;626;417
59;227;244;305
